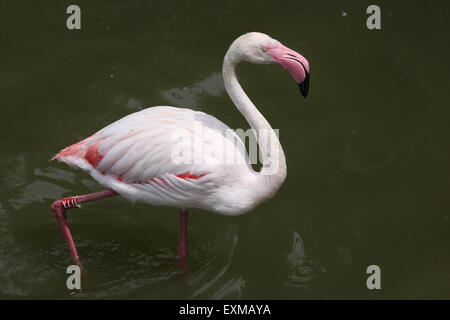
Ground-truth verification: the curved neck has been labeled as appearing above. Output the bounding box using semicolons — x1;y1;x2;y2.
222;52;287;199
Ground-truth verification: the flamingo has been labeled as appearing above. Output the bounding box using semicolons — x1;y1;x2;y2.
50;32;310;268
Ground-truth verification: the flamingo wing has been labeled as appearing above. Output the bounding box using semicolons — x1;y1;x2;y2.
52;106;249;209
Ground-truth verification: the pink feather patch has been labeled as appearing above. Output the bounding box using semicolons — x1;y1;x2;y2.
85;142;103;168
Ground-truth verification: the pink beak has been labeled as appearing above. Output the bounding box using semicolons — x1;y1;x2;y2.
268;43;310;97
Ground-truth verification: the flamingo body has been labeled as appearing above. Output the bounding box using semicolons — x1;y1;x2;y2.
53;106;260;215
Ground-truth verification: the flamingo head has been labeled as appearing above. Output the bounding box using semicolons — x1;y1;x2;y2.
227;32;310;97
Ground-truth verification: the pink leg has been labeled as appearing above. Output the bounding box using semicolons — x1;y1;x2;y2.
51;189;118;268
178;209;188;266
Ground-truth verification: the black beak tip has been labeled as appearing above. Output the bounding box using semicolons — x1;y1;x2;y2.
298;72;310;98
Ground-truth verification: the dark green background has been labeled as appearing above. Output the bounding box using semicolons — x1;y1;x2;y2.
0;0;448;299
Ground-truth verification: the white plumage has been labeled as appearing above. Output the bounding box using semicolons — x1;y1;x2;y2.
54;106;263;215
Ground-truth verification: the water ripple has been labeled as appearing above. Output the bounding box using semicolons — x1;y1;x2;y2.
38;224;240;299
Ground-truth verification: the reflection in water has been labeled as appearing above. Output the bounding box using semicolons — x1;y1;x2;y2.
9;181;70;210
3;157;77;210
283;231;325;290
112;94;144;111
125;97;144;111
34;167;76;184
160;72;225;107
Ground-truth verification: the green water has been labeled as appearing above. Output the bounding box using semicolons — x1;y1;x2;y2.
0;0;449;299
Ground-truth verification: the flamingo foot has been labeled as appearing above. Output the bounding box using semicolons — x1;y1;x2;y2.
50;189;118;268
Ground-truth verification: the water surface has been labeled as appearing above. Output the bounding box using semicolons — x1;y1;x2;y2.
0;0;449;299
